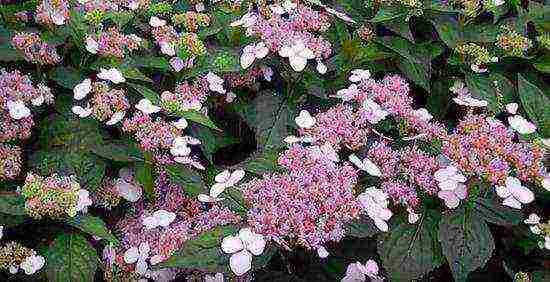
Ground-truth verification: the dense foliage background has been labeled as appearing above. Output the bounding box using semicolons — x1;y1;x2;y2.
0;0;549;281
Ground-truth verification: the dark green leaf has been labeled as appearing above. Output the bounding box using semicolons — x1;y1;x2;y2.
127;82;161;104
190;125;239;162
533;54;550;74
346;217;380;238
438;208;495;282
465;73;514;113
379;213;442;281
431;15;462;48
135;158;154;200
239;149;280;175
166;164;205;197
371;6;407;23
472;198;521;226
45;233;98;282
50;66;84;89
66;215;119;244
0;194;26;215
172;109;221;131
517;74;550;137
91;140;144;162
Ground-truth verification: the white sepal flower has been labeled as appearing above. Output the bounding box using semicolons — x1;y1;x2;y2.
357;187;392;232
73;78;92;100
97;68;125;84
149;16;166;27
142;210;177;230
241;42;269;69
524;213;541;234
135;98;161;115
495;176;534;209
348;154;382;177
159;41;176;56
72;105;93;118
316;60;327;74
505;103;518;115
115;169;142;202
334;84;359;101
452;95;488;107
407;208;420;224
74;189;92;214
204;273;224;282
172;118;188;129
508;115;536;135
295;110;316;129
283;135;313;144
278;41;316;72
341;260;381;282
349;69;370;82
124;242;150;275
207;169;245;197
206;72;226;94
362;99;389;124
106;111;126;125
435;165;468;209
221;228;266;276
230;12;257;28
413;108;433;121
310;143;339;163
170;137;192;157
6;100;31;120
20;254;45;275
85;36;98;54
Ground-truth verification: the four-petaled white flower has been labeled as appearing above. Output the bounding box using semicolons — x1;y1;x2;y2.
435;165;468;209
74;189;92;214
505;103;518;115
72;105;93;118
295;110;316;129
6;100;31;120
106;111;126;125
115;168;143;202
311;143;339;163
334;84;359;101
85;36;98;54
124;242;150;275
349;69;371;82
136;98;161;115
142;210;177;230
74;78;92;100
341;260;381;282
241;42;269;69
495;176;534;209
230;12;258;28
172;118;188;129
221;228;266;276
149;16;166;27
198;169;244;203
97;68;126;84
283;135;314;144
357;187;393;232
508;115;537;135
278;41;316;72
362;99;389;124
270;0;297;15
20;254;45;275
407;207;420;224
170;136;192;156
524;213;541;234
348;154;382;177
206;72;226;94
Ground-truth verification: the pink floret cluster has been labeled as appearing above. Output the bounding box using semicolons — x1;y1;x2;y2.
87;27;141;58
11;32;61;65
122;112;182;152
161;78;209;112
0;144;22;180
241;144;361;250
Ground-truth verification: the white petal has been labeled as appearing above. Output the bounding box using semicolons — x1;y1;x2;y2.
524;213;540;225
240;50;256;69
221;235;244;254
124;247;139;264
197;194;217;203
153;210;176;227
229;250;252;276
502;196;522;209
288;55;308;72
239;228;265;256
363;159;382;177
295;110;316;129
495;185;512;199
115;180;142;202
149;254;165;265
505;103;518;114
135;259;148;275
316;60;327;74
85;37;98;54
438;190;460;209
254;42;269;59
6;100;31;120
149;16;166;27
138;242;150;258
160;41;175;56
508;115;536;135
215;170;231;183
278;45;293;58
373;217;389;232
142;215;159;230
172;118;188;129
72;105;93;118
106;111;125;125
317;246;329;258
97;68;125;84
228;170;245;186
73;79;92;100
135;98;161;115
509;184;534;204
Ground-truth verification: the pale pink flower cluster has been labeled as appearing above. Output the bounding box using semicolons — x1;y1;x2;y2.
241;144;361;250
76;0;148;12
73;80;130;124
442;114;545;185
111;172;240;278
122;112;183;152
0;144;22;180
0;69;54;142
161;78;209;112
86;27;141;58
35;0;70;26
11;32;61;65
